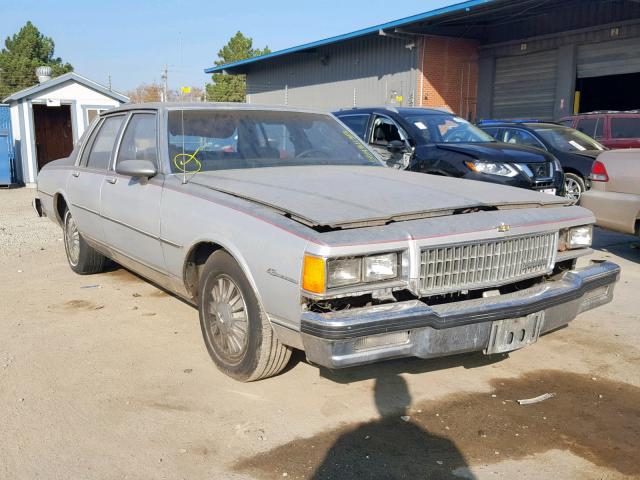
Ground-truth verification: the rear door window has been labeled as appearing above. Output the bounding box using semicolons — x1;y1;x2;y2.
85;115;125;170
337;114;370;139
575;118;598;137
610;117;640;139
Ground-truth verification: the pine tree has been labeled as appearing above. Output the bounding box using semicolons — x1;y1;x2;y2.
0;21;73;99
206;31;269;102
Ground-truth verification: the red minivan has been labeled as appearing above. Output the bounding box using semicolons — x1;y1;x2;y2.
560;111;640;149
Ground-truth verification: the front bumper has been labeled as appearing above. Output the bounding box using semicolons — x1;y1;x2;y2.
301;260;620;368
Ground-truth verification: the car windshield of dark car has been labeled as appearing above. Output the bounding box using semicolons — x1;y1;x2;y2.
405;114;495;144
533;126;605;152
167;110;382;172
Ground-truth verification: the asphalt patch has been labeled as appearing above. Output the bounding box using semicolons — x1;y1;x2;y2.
234;370;640;479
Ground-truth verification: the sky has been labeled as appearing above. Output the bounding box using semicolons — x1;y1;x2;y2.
1;0;461;94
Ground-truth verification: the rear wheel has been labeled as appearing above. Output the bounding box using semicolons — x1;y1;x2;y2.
564;173;586;204
198;251;291;381
63;209;106;274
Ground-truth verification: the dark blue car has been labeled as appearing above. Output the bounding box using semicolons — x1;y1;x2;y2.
478;121;607;203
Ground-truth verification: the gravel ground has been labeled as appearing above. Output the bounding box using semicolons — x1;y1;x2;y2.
0;188;61;257
1;187;639;480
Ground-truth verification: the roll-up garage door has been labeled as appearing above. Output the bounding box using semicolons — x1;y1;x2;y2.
492;50;558;120
577;37;640;78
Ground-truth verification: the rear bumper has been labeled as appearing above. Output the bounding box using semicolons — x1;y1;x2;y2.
580;190;640;235
301;260;620;368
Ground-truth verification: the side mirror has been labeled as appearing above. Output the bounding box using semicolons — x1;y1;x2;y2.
116;159;157;179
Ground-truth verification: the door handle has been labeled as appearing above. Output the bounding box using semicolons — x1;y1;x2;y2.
106;177;117;184
71;171;80;177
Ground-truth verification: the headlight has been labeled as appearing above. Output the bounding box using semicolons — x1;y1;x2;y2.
364;253;398;282
303;252;402;293
327;257;361;288
465;161;519;177
559;225;593;250
567;225;593;248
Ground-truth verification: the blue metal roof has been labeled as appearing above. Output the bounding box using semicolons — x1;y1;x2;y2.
204;0;497;74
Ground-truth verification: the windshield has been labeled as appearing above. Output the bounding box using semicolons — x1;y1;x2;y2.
533;125;605;152
167;110;382;172
405;114;495;144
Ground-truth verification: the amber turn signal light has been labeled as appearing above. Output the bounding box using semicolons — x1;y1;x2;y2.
302;255;326;294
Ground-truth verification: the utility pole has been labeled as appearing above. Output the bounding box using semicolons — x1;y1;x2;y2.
108;74;112;91
161;65;168;102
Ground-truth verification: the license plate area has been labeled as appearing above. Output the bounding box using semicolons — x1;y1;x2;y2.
539;188;556;195
485;312;545;354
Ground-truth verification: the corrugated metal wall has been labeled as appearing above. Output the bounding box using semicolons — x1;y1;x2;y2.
245;35;416;111
492;50;558;120
577;36;640;78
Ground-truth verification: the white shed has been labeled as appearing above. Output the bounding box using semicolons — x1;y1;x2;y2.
3;71;128;186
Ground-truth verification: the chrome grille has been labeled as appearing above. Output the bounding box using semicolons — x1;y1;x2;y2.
419;232;557;296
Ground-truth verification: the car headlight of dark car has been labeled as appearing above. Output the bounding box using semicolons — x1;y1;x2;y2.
465;160;519;177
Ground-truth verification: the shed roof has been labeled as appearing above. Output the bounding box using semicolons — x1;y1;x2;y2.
3;72;129;103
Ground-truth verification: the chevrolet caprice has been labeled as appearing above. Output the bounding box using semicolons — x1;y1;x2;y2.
33;103;620;381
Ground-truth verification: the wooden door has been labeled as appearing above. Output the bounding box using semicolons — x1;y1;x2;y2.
33;104;74;169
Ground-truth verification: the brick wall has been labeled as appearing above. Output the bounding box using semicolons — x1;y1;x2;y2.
418;36;479;121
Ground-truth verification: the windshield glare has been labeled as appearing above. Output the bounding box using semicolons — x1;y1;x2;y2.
406;114;495;144
533;126;605;152
167;110;382;172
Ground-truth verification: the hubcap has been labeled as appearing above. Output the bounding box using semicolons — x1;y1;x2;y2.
564;177;582;204
64;214;80;266
205;275;249;364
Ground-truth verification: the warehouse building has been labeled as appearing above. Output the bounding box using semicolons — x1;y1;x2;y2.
205;0;640;121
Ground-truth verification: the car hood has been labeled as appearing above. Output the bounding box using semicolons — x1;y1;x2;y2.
189;166;569;229
433;142;552;163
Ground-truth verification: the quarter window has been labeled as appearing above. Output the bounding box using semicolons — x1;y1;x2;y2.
85;115;125;170
611;117;640;139
117;113;158;166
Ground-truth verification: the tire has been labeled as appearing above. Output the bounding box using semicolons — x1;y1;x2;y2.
564;173;586;205
198;251;291;381
63;209;106;275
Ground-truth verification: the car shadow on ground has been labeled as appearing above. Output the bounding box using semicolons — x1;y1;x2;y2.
592;227;640;264
309;374;474;479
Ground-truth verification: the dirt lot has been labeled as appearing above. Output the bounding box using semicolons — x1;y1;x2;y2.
1;187;639;480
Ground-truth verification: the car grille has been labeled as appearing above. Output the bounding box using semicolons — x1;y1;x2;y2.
418;232;558;296
527;162;552;179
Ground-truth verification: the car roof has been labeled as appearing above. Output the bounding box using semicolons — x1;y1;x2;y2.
478;121;561;129
102;102;330;116
334;106;454;116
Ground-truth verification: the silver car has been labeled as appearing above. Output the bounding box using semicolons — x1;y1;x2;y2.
34;103;620;381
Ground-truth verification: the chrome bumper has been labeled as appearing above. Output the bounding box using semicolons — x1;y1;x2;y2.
300;260;620;369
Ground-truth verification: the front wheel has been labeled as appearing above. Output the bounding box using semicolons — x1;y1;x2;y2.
198;251;291;381
564;173;586;204
63;209;106;274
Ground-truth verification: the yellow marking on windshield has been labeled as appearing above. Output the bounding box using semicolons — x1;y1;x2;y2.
342;129;378;163
173;146;203;173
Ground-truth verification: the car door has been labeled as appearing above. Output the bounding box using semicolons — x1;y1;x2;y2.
100;112;165;273
67;114;126;242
